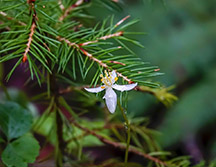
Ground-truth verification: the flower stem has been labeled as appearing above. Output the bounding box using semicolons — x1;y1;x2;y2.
119;102;131;167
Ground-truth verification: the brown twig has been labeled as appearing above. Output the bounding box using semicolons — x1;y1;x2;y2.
59;84;156;95
22;1;37;63
73;24;83;32
135;86;154;95
43;42;51;52
59;86;73;95
115;15;130;28
66;124;124;144
109;60;126;66
0;11;26;26
59;0;84;21
79;47;108;68
116;71;132;83
58;0;65;11
59;85;177;107
22;21;36;62
71;120;168;166
79;31;124;46
56;36;79;48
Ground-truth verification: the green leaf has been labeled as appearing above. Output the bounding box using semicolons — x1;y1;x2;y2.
2;134;40;167
0;102;33;140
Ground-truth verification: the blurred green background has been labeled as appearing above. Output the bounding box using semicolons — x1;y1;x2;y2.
90;0;216;163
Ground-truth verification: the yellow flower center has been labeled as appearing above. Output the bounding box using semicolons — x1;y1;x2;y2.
100;70;118;87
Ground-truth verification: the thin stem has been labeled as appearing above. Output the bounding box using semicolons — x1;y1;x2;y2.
54;106;63;167
23;1;37;63
125;127;131;166
79;31;124;46
0;11;26;26
119;103;130;167
22;21;36;62
58;0;65;11
59;0;84;21
115;15;130;28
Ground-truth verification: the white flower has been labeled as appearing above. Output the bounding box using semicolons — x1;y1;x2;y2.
84;70;137;113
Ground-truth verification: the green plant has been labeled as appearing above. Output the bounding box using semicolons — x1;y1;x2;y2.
0;0;194;167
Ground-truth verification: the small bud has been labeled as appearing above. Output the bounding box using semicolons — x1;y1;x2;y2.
154;68;160;72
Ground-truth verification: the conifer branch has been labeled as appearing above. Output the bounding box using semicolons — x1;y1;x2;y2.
0;11;26;26
56;36;79;48
57;34;134;83
79;47;108;68
56;16;135;83
115;15;130;28
116;71;132;83
22;1;37;63
59;84;177;107
79;31;124;46
71;120;168;166
22;22;36;62
109;60;126;66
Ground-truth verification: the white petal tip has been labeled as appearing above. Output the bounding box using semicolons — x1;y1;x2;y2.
109;109;115;114
112;83;138;92
84;87;91;92
84;86;104;93
129;83;138;89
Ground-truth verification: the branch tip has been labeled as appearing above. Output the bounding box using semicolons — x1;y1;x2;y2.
109;61;126;66
115;15;130;27
154;68;160;72
58;0;65;10
59;0;84;21
22;22;36;63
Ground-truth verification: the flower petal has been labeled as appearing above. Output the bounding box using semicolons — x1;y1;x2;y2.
103;87;117;113
111;70;117;78
112;83;137;92
111;70;117;83
84;86;105;93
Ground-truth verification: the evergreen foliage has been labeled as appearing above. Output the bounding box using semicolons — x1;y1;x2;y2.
0;0;208;167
